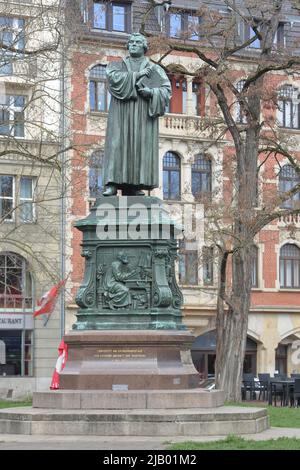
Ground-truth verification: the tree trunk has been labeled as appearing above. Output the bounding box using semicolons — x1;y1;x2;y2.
215;245;252;401
215;128;259;401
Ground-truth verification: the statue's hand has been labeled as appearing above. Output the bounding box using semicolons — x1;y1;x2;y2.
137;66;152;80
138;87;153;99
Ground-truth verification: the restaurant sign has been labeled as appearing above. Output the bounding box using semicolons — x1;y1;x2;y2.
0;314;24;329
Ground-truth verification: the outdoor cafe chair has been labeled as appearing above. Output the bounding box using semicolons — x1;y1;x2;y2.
290;378;300;407
242;373;257;400
258;373;270;401
291;374;300;379
270;378;284;406
274;373;287;380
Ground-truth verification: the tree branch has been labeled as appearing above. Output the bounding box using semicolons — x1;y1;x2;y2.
259;143;300;176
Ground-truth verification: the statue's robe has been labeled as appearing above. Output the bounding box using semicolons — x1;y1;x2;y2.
103;57;171;190
103;261;133;308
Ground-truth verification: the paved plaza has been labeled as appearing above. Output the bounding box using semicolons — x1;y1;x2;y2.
1;427;300;450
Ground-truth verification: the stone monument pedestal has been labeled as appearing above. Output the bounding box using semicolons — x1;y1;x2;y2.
59;330;200;390
17;195;268;437
72;196;184;331
1;195;270;436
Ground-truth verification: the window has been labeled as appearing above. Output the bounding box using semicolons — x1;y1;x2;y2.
167;78;203;116
275;344;287;375
236;80;247;124
0;17;25;75
249;26;260;49
93;1;131;33
20;177;35;223
178;240;198;285
0;252;33;310
0;339;5;364
192;80;203;116
280;244;300;288
182;79;187;114
279;164;300;209
0;94;25;137
191;154;212;201
89;150;104;198
168;11;200;40
203;246;214;285
187;15;200;41
24;330;33;376
0;175;35;222
239;21;260;48
163;151;181;200
251;245;258;288
0;330;33;376
169;13;181;38
277;85;300;129
273;22;285;48
243;337;257;375
112;4;126;31
167;77;187;114
93;1;106;29
0;175;14;221
89;65;110;112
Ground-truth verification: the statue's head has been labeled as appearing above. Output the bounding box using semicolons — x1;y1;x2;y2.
127;33;148;57
117;250;129;264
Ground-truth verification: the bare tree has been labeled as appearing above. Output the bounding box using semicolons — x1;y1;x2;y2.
141;0;300;399
0;0;85;314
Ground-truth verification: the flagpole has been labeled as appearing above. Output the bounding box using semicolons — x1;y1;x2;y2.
43;314;50;327
59;0;67;339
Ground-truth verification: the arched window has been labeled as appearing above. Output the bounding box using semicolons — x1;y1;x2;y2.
251;245;258;288
89;150;104;198
277;85;300;129
191;154;212;201
279;164;300;209
275;343;288;375
280;244;300;288
0;252;32;309
236;80;247;124
163;151;181;200
191;330;257;378
89;64;110;112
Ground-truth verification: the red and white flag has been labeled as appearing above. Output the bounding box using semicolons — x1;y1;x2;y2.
50;339;68;390
33;280;66;319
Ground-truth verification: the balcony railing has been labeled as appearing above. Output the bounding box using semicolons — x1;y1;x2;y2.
160;113;202;135
0;57;38;79
278;213;300;225
12;57;37;78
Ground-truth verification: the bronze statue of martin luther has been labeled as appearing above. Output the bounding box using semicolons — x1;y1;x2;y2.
103;33;171;196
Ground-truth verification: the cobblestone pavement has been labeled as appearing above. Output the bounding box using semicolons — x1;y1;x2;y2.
0;435;168;450
1;428;300;450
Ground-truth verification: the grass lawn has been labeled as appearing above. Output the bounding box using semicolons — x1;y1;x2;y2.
265;406;300;428
168;404;300;450
0;399;32;409
225;401;300;428
168;435;300;450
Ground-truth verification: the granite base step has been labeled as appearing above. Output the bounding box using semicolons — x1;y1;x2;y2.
33;389;225;410
0;406;269;436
